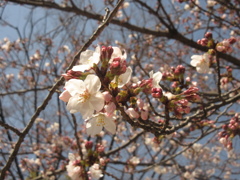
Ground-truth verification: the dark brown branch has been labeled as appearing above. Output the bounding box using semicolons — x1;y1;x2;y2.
0;121;22;136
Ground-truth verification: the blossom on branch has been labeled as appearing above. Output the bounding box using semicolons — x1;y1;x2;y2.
61;74;104;119
112;66;132;88
190;53;210;73
66;153;83;180
86;113;116;136
149;70;162;88
72;46;100;72
88;163;103;179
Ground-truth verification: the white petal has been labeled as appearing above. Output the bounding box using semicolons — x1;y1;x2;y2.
190;55;201;67
68;153;75;161
72;64;91;72
153;71;162;88
59;90;71;102
84;75;101;93
89;92;104;112
86;119;102;136
190;59;199;67
65;79;85;96
149;70;153;78
80;50;94;64
66;96;82;113
197;64;210;74
112;47;122;59
79;102;95;119
104;117;116;134
118;67;132;88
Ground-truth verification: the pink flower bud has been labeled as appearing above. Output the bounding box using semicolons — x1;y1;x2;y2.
201;38;208;46
102;91;112;102
62;70;83;80
141;110;148;120
204;32;212;39
97;144;105;153
151;88;163;98
183;87;199;95
85;141;93;149
175;65;185;75
104;102;116;117
228;37;237;44
137;98;144;109
126;108;139;119
101;46;113;61
109;58;127;75
216;45;225;52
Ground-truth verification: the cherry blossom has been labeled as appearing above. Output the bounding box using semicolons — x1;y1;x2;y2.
149;70;162;88
112;66;132;88
86;113;116;136
66;153;83;180
62;74;104;119
72;46;100;72
190;53;210;73
111;46;127;62
88;163;103;179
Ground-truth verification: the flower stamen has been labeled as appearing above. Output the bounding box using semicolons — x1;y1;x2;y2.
78;89;91;103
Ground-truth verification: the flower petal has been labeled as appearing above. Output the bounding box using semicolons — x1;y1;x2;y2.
80;50;94;64
149;70;153;78
65;79;85;96
81;107;94;119
153;71;162;88
84;75;101;93
104;117;116;134
59;90;72;102
72;64;91;72
89;92;104;112
86;118;102;136
66;95;82;113
190;55;202;67
117;67;132;88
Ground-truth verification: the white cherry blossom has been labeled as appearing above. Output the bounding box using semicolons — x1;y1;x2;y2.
89;163;103;179
72;46;100;72
66;153;83;180
190;53;210;73
112;66;132;88
149;70;162;88
111;46;127;62
86;113;116;136
64;74;104;119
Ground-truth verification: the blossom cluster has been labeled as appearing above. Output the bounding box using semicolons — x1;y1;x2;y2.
60;45;203;136
59;45;162;136
218;113;240;150
59;46;130;136
190;32;237;74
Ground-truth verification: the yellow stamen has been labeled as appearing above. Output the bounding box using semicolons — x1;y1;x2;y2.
78;89;91;103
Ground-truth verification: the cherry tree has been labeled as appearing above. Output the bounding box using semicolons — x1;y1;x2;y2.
0;0;240;179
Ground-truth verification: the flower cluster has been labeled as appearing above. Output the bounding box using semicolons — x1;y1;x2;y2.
60;46;133;136
66;153;103;180
191;32;237;74
60;45;205;137
218;113;240;150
